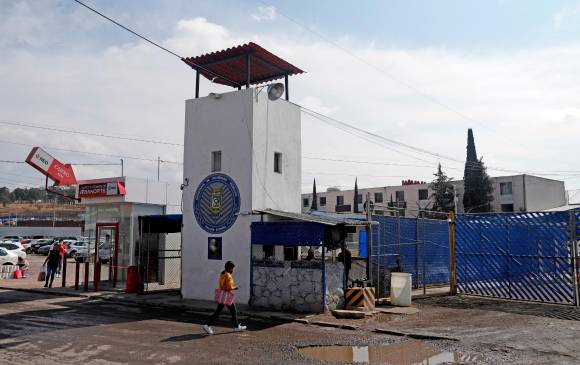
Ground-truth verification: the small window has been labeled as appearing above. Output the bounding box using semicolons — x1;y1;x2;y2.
303;198;309;207
374;192;383;203
356;194;363;203
500;182;512;195
320;197;326;206
0;249;5;256
396;191;405;202
501;204;514;212
211;151;222;172
336;195;344;205
418;189;429;200
284;246;298;261
263;245;274;259
274;152;282;173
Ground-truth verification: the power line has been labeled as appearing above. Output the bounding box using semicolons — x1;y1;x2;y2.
0;121;183;146
299;105;580;177
72;0;242;87
263;0;499;134
0;139;183;165
0;160;25;164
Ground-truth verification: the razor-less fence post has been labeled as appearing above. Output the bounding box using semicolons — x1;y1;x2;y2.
569;211;579;307
420;214;426;295
366;192;372;285
448;211;457;295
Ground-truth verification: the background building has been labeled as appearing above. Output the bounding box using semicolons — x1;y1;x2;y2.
302;174;566;216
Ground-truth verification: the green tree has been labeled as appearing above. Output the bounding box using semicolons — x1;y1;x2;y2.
353;177;360;213
462;129;494;213
429;163;455;212
310;179;318;210
0;187;11;206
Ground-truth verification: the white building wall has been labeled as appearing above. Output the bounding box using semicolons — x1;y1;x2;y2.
303;175;566;215
523;175;566;211
252;91;301;212
182;88;301;304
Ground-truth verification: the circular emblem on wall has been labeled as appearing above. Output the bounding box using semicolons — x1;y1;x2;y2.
193;173;241;234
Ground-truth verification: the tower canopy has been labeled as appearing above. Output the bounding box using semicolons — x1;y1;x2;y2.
182;42;304;99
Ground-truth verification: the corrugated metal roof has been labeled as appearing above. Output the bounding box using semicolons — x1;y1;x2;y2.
182;42;304;88
253;209;369;226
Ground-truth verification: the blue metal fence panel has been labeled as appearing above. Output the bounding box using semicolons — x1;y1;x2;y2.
455;212;576;305
371;216;449;289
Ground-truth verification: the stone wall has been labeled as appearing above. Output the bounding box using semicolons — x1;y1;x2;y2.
251;261;345;313
324;262;345;310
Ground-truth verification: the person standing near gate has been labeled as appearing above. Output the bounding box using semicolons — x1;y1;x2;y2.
43;243;61;288
203;261;246;335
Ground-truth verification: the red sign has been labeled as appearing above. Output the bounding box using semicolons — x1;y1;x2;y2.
78;181;126;198
25;147;77;186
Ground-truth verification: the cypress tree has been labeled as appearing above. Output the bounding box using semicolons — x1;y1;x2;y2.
429;163;455;212
353;177;360;213
310;179;318;210
462;129;494;213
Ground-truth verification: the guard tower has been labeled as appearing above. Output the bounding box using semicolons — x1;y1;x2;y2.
181;43;304;303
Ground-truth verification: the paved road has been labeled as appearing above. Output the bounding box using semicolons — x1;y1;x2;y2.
0;289;383;365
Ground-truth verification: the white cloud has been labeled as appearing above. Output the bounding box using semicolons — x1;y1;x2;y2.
553;3;580;29
251;6;276;22
1;11;580;192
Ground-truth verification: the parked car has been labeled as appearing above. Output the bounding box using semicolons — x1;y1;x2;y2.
74;242;111;263
0;242;27;260
1;236;23;242
37;244;55;256
0;247;18;266
66;241;89;257
30;239;54;254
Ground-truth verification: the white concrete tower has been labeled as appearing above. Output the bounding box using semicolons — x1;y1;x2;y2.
180;43;304;303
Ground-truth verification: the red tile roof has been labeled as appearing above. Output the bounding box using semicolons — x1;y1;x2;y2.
182;42;304;88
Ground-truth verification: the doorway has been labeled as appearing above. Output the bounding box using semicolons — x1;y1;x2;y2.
95;223;119;289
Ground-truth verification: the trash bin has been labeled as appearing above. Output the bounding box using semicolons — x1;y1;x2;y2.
125;266;138;294
390;272;412;306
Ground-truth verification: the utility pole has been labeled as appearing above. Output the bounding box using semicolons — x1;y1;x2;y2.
120;159;124;176
157;156;160;181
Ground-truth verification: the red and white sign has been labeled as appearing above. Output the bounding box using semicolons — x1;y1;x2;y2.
25;147;77;186
78;181;126;198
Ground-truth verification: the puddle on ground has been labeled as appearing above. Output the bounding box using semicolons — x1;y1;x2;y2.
298;340;483;364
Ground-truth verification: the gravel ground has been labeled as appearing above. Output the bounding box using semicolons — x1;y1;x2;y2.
1;289;579;364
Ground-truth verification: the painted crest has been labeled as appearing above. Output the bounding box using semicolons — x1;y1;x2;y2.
194;173;241;234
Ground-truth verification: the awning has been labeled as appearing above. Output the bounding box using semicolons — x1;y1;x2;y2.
251;222;325;246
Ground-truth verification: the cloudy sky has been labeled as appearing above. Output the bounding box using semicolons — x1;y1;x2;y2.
2;0;580;193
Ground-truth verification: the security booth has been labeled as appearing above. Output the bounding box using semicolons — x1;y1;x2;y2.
249;209;370;312
76;176;180;291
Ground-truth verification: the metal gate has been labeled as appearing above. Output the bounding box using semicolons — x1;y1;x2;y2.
371;215;450;298
455;211;579;305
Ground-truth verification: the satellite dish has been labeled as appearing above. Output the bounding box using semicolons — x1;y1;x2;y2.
267;83;285;101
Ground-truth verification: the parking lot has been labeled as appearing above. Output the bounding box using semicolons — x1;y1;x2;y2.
1;252;113;291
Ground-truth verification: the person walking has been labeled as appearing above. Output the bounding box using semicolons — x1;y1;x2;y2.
203;261;246;335
57;240;67;276
43;243;61;288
